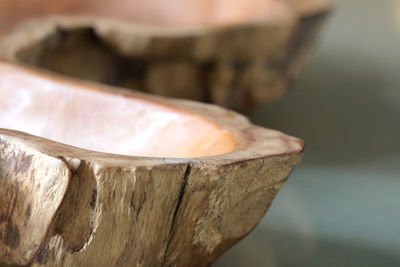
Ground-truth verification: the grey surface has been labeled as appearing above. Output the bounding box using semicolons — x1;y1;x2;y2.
215;0;400;266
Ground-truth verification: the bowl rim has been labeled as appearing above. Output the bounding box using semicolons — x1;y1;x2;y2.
0;61;304;168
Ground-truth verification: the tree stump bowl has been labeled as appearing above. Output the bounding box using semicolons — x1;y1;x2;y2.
0;0;330;111
0;61;303;266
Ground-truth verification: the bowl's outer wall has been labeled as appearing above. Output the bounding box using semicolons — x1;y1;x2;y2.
2;6;330;112
0;132;302;266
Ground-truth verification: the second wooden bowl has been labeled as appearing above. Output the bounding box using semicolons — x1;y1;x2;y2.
0;0;330;111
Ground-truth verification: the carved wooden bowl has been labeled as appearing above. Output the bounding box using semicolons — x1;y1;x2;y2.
0;0;330;111
0;61;303;266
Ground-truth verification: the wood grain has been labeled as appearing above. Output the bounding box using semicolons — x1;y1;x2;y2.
0;62;304;266
0;0;331;111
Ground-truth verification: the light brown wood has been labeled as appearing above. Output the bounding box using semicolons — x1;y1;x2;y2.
0;0;331;111
0;61;304;266
0;1;311;265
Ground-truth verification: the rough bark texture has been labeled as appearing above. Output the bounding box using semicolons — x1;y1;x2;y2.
0;0;313;264
0;129;303;267
0;62;305;266
0;0;331;111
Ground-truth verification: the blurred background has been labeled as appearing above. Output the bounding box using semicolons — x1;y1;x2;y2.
216;0;400;266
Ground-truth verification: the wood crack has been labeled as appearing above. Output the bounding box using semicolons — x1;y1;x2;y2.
161;163;191;265
248;158;265;188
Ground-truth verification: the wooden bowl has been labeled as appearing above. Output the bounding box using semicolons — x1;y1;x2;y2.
0;61;303;266
0;0;330;111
